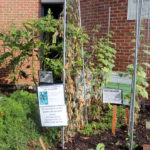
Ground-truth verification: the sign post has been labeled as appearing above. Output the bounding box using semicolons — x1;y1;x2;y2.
37;84;68;150
103;88;122;134
112;105;117;134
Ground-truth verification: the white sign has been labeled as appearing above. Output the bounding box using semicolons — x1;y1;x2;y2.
127;0;150;20
40;105;68;127
37;84;68;127
103;89;122;104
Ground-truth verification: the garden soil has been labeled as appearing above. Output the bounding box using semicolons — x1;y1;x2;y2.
52;106;150;150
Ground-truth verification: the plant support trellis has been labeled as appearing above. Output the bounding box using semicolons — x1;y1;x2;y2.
78;0;88;125
62;0;67;149
129;0;142;149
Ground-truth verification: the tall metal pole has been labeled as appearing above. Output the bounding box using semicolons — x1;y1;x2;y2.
108;7;111;36
129;0;142;149
78;0;88;125
62;0;67;149
128;0;143;134
105;7;111;88
128;76;134;133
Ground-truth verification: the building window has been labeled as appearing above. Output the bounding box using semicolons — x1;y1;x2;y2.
42;3;63;18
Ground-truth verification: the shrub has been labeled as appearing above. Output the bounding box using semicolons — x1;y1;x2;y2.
0;90;60;150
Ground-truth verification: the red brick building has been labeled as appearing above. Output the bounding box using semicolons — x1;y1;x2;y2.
0;0;149;89
81;0;136;72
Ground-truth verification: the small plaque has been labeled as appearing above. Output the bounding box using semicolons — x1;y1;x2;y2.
103;89;122;104
38;70;53;84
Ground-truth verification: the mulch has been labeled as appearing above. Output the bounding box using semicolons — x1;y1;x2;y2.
52;106;150;150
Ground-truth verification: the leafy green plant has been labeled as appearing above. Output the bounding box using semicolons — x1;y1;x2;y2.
96;143;105;150
125;133;138;149
80;105;125;135
88;143;105;150
125;31;150;118
0;9;62;84
146;135;150;141
86;29;117;120
35;9;63;81
0;90;60;150
90;30;116;87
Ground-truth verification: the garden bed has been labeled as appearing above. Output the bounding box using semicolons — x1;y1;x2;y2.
52;106;150;150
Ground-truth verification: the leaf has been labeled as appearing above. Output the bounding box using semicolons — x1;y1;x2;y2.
0;52;12;65
52;30;58;44
144;50;150;55
143;63;150;68
96;143;105;150
64;63;70;69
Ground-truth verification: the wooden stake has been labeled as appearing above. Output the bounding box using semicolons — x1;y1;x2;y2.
125;107;129;125
39;138;46;150
112;105;117;134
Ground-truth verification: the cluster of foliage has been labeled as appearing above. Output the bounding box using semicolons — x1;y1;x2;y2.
64;0;89;137
80;105;126;135
86;28;116;120
88;143;105;150
0;10;62;84
63;0;116;139
0;90;60;150
125;30;150;113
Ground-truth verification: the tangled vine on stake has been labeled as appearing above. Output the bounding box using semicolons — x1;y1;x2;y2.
64;0;89;138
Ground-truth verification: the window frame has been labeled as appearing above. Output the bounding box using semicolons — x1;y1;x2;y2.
41;0;64;4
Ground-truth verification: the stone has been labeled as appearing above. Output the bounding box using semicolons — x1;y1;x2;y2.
146;121;150;129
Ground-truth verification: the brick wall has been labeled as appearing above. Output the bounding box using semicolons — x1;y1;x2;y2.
0;0;41;85
81;0;136;72
81;0;150;99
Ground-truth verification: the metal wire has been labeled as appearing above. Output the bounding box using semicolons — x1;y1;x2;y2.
78;0;88;125
105;7;111;88
108;7;111;36
62;0;67;149
129;0;143;149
